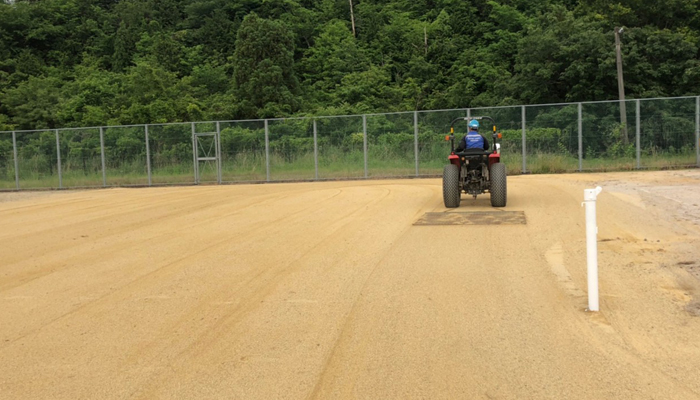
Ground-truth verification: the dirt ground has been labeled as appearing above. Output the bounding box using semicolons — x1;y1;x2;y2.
1;170;700;399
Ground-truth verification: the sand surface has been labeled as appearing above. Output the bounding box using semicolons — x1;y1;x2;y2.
1;171;700;399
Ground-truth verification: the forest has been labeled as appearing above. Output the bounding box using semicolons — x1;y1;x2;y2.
1;0;699;129
1;0;699;188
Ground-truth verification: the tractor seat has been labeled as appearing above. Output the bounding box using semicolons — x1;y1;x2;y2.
456;149;492;157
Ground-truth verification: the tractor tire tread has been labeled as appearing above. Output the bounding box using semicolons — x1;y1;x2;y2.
490;162;507;207
443;164;461;208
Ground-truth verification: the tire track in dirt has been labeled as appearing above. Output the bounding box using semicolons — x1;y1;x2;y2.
306;229;416;398
0;184;400;396
0;187;348;348
0;186;340;292
0;184;317;241
0;188;247;244
305;185;441;399
126;186;401;398
143;185;441;399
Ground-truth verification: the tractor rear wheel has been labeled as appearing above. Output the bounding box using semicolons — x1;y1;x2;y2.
490;162;507;207
443;164;461;208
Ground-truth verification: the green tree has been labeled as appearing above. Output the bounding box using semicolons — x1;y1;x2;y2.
512;8;613;103
2;75;63;129
115;61;199;124
0;0;699;131
300;20;366;106
233;13;299;118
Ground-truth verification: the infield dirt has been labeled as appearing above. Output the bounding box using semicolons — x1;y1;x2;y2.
1;170;700;399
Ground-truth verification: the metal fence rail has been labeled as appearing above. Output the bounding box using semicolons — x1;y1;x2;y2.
1;96;698;190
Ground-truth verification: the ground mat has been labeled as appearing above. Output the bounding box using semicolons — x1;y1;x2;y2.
414;211;526;226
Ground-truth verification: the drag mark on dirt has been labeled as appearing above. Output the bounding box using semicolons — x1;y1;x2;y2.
545;242;587;300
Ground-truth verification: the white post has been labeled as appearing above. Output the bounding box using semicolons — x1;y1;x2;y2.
583;186;602;312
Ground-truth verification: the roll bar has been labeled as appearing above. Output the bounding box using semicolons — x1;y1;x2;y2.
449;116;497;134
447;116;500;152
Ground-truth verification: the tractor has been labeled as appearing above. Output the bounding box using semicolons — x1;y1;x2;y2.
442;116;507;208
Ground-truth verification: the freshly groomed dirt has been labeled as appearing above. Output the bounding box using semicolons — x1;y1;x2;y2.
1;170;700;399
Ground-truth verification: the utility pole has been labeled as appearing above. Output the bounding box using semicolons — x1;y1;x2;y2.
614;27;629;145
349;0;356;37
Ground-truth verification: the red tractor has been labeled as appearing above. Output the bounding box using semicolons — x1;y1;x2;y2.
442;116;507;208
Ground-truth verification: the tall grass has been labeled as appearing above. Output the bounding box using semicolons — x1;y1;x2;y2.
1;145;697;190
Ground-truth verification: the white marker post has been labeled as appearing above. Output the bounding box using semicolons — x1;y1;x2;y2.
583;187;603;311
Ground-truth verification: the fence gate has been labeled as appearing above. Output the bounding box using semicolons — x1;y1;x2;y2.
192;123;222;184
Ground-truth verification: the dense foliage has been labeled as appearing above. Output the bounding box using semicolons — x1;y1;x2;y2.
1;0;699;131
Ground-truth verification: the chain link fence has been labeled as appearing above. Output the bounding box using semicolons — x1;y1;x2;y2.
1;96;698;190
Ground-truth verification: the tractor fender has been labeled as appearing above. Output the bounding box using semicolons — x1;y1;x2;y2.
488;153;500;170
449;154;461;167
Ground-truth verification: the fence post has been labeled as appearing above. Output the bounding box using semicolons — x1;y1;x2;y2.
99;127;106;187
636;100;641;169
12;131;19;190
363;114;368;178
55;129;62;189
313;119;319;180
265;119;270;182
696;96;699;168
521;105;527;174
467;108;471;119
191;122;198;184
145;125;152;186
216;121;222;184
414;111;419;177
578;103;583;172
